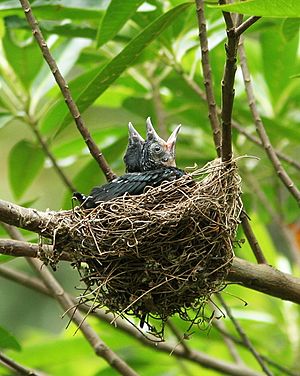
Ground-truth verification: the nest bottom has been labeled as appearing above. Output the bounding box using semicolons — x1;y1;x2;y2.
53;159;242;337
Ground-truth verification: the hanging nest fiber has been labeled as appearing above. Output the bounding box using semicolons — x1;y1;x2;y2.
46;159;242;336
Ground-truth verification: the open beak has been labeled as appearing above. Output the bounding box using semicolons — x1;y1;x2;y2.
128;122;144;144
166;124;181;154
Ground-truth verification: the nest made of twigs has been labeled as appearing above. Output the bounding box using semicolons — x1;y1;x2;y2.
46;159;242;337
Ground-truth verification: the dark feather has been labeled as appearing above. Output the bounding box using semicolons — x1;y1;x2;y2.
79;168;185;208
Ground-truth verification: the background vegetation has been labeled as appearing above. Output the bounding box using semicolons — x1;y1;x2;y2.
0;0;299;375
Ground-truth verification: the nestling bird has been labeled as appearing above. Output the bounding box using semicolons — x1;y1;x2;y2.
73;118;183;208
123;117;181;172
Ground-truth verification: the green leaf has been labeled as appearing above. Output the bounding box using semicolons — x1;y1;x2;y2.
0;326;21;351
281;18;300;41
0;1;105;21
2;28;44;90
9;140;45;199
0;112;14;128
0;255;14;263
5;15;97;39
96;0;145;47
39;2;193;136
260;29;298;111
30;38;91;114
39;66;102;134
210;0;300;18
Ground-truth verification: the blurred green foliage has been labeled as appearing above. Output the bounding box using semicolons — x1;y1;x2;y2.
0;0;299;375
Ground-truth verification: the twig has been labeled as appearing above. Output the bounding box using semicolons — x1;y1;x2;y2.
195;0;222;156
238;40;300;206
235;17;261;37
217;294;273;376
240;212;268;264
212;315;244;365
242;170;300;266
219;2;241;162
0;352;42;376
0;238;71;261
2;224;138;376
167;319;191;354
27;116;77;192
151;77;168;139
212;321;297;376
168;62;300;171
18;0;116;182
231;120;300;171
1;232;300;305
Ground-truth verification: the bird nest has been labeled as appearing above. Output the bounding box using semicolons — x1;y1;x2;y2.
46;159;242;338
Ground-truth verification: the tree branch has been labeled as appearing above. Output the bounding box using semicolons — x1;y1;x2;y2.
235;17;261;37
217;295;273;376
18;0;116;182
168;62;300;172
228;257;300;305
238;40;300;206
211;311;244;365
0;352;43;376
219;8;241;162
195;0;222;156
28;117;77;192
0;238;71;261
240;213;267;264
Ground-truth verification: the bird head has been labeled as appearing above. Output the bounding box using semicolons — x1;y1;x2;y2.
143;117;181;169
123;122;145;172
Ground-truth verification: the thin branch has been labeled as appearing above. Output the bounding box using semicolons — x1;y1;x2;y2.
167;319;191;354
0;352;43;376
18;0;116;182
1;232;300;305
195;0;222;156
2;224;138;376
150;77;168;139
28;118;77;192
211;314;244;365
240;212;268;264
0;238;71;261
235;17;261;37
242;170;300;266
219;5;241;162
168;62;300;171
213;322;298;376
217;294;273;376
231;120;300;171
238;40;300;206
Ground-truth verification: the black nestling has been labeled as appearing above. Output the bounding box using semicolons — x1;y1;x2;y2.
73;118;183;208
123;117;181;172
141;117;181;171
